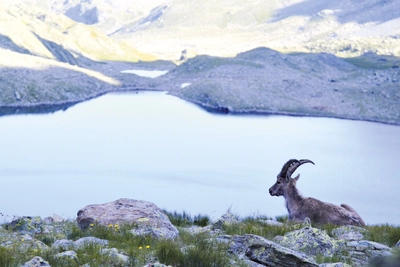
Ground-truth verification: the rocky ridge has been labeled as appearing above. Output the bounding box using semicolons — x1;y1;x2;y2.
46;0;400;60
1;199;399;267
2;46;398;125
0;2;399;125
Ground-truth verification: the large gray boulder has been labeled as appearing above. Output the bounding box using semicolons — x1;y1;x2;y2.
76;198;178;239
228;234;318;267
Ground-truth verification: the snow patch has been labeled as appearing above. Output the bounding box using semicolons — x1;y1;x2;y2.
121;69;168;78
181;82;191;88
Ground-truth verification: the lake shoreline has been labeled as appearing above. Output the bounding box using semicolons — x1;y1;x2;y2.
2;88;399;127
1;48;399;125
173;93;400;126
2;92;399;126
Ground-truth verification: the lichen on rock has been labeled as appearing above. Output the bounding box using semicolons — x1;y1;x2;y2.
279;226;343;257
76;198;179;239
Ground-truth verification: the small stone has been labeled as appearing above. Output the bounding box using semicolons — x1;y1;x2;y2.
319;263;351;267
14;91;22;101
73;236;108;249
101;248;130;265
211;211;239;230
52;239;74;250
21;256;51;267
332;226;368;241
55;250;78;261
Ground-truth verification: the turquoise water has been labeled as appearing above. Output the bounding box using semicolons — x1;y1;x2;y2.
1;92;399;225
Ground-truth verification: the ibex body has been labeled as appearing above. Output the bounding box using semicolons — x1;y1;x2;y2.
269;159;365;226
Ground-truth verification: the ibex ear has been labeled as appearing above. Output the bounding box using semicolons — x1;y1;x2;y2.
293;174;300;181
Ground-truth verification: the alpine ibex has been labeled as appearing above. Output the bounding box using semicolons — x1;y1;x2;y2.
269;159;365;226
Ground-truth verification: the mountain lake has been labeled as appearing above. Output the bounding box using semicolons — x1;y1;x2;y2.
0;91;399;225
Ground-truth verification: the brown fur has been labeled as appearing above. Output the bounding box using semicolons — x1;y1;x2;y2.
269;160;365;226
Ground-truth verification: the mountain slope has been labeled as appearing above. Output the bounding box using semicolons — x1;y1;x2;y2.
0;3;153;63
50;0;400;60
10;0;400;60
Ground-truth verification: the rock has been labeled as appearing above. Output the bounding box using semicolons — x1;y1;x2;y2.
211;211;239;230
396;240;400;247
130;225;177;239
179;49;188;61
180;225;214;235
52;239;74;250
143;263;173;267
319;263;351;267
280;226;342;257
19;235;48;252
260;219;284;227
345;240;392;266
76;198;178;239
101;248;130;265
368;251;400;267
73;236;108;249
228;234;318;267
43;214;65;224
331;226;368;241
272;235;284;244
52;237;109;250
7;216;43;234
14;91;21;101
21;256;51;267
54;250;78;261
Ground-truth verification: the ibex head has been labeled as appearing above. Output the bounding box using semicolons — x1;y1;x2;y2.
269;159;314;196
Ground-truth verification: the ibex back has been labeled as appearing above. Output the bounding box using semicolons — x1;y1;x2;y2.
269;159;365;226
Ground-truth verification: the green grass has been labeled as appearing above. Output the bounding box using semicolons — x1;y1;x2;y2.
163;210;211;227
0;246;20;267
0;212;229;267
1;211;400;266
364;224;400;247
156;231;231;267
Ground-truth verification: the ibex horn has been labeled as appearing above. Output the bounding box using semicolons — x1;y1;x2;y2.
280;159;315;180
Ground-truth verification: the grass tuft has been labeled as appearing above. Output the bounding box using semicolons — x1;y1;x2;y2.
155;232;230;267
365;224;400;247
164;210;211;227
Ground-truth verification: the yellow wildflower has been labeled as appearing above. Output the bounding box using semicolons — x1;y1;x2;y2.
146;245;150;249
139;246;143;250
